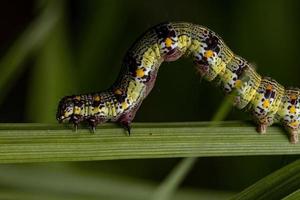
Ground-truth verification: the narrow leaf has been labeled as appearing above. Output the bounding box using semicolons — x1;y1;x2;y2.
231;159;300;200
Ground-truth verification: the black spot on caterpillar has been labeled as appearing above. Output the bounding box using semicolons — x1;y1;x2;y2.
57;22;299;143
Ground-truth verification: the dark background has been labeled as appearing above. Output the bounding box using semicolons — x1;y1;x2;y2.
0;0;299;197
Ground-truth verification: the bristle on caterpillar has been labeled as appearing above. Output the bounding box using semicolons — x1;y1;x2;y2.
56;22;299;143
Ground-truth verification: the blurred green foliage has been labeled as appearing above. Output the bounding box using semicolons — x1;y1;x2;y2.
0;0;299;199
2;0;300;124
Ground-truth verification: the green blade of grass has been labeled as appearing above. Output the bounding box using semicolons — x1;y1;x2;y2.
151;95;234;200
26;0;73;123
0;121;299;164
0;0;62;104
0;190;90;200
282;189;300;200
151;157;197;200
77;0;123;73
0;164;235;200
231;159;300;200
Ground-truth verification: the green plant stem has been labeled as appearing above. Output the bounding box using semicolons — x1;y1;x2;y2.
151;158;196;200
0;121;299;163
151;95;234;200
231;159;300;200
282;189;300;200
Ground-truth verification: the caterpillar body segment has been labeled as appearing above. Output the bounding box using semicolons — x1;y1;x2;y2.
56;22;299;143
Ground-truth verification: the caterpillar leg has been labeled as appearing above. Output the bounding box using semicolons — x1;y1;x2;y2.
73;123;78;132
119;120;131;136
256;123;268;134
117;102;142;135
277;89;300;143
257;119;299;144
87;117;97;133
70;114;82;132
255;116;274;134
281;121;300;144
286;128;299;144
251;78;284;136
118;115;132;136
118;112;134;136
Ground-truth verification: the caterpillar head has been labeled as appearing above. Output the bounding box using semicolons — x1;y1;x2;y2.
56;96;74;123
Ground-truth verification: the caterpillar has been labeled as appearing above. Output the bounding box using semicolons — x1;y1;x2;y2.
56;22;299;144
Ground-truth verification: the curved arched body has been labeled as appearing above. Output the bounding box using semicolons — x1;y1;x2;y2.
57;22;300;143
